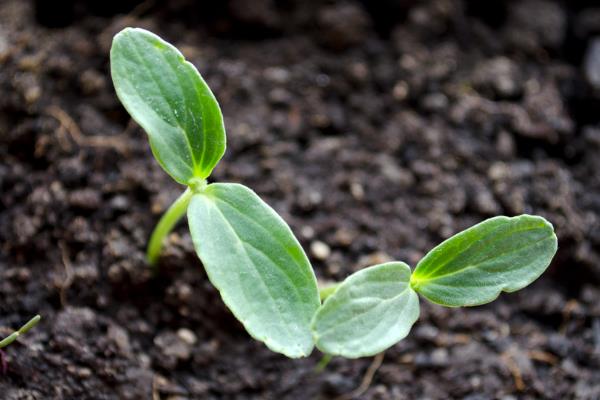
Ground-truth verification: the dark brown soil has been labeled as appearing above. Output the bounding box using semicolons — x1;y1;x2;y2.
1;0;600;398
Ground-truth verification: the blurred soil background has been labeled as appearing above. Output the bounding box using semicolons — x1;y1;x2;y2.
1;0;600;398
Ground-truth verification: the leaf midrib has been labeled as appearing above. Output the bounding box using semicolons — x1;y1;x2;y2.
414;232;554;284
211;191;316;289
314;283;411;339
124;34;197;175
205;197;307;351
159;50;210;177
416;221;545;279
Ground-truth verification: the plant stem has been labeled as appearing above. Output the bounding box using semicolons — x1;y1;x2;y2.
146;188;194;267
0;315;41;349
319;283;340;302
315;353;333;372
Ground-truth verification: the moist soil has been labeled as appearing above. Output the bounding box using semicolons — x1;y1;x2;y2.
1;0;600;399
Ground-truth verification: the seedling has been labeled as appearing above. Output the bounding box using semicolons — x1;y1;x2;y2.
0;315;41;349
0;315;40;374
110;28;558;359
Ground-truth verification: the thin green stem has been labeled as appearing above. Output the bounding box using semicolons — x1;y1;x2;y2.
147;188;194;266
315;353;333;372
0;315;41;349
319;283;340;302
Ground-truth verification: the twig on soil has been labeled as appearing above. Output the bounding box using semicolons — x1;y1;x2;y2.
152;375;161;400
58;241;74;307
435;332;470;346
501;352;525;392
335;352;385;400
46;105;130;155
560;299;581;334
528;350;558;365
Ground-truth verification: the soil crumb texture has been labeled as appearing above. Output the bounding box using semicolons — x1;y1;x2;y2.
1;0;600;399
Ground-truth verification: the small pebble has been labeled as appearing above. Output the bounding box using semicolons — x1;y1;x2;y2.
350;182;365;200
311;241;331;260
584;37;600;90
177;328;197;346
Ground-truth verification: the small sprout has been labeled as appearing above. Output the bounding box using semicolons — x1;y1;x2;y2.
111;28;319;358
0;315;41;349
110;28;558;359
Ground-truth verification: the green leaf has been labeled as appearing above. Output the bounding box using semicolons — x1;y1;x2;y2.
110;28;226;185
411;215;557;307
187;183;320;358
311;262;420;358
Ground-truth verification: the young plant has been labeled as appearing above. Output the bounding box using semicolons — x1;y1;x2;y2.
0;315;41;349
110;28;558;359
111;28;319;358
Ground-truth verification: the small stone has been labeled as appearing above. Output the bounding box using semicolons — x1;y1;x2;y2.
473;57;523;99
393;81;409;101
263;67;290;83
583;126;600;147
67;365;92;378
357;252;392;269
154;331;193;362
24;84;41;104
69;188;101;210
414;324;440;342
107;325;131;354
297;189;323;211
349;62;369;82
310;241;331;260
377;155;414;187
430;348;449;366
333;228;355;247
301;226;315;240
322;372;355;395
177;328;197;346
153;374;187;396
421;93;448;112
327;263;341;275
109;195;130;211
584;37;600;90
399;54;418;70
496;130;515;157
469;375;482;389
80;69;106;95
349;182;365;200
177;283;193;302
488;162;509;181
188;378;211;396
268;88;292;105
472;186;501;215
0;28;8;63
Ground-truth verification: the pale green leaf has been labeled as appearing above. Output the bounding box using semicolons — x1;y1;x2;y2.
311;262;420;358
110;28;226;184
411;215;557;307
187;183;320;357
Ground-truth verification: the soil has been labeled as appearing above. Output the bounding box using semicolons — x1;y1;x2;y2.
1;0;600;398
